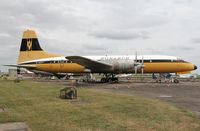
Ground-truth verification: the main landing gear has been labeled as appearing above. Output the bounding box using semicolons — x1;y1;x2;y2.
152;73;179;83
100;74;118;83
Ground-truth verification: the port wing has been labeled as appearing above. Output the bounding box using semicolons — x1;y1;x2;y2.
66;56;112;72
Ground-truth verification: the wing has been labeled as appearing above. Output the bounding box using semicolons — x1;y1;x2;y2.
65;56;112;72
4;64;36;69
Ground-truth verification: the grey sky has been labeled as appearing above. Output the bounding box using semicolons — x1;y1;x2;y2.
0;0;199;73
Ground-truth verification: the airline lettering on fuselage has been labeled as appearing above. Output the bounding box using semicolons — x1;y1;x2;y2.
27;39;32;51
100;57;130;60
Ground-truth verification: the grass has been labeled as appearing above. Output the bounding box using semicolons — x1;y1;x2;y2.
0;80;200;131
197;75;200;79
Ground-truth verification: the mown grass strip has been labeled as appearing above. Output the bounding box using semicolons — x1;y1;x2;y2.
0;80;200;131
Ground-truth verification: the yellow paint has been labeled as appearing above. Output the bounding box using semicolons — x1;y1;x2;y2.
17;51;61;64
31;63;85;73
23;30;37;39
141;62;194;73
27;39;32;51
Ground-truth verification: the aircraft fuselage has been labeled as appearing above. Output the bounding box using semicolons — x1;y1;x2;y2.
19;55;196;74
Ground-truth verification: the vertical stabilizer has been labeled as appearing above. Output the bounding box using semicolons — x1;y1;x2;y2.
17;30;61;64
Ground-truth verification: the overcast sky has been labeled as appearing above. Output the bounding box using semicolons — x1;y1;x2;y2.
0;0;199;73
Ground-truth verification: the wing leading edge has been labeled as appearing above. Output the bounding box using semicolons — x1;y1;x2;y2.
65;56;112;72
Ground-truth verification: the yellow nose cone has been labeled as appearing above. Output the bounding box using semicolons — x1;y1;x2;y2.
188;63;195;71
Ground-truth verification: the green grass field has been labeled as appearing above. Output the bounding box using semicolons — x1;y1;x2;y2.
197;75;200;79
0;80;200;131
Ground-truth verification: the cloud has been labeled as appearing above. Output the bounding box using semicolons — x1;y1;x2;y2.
90;30;149;40
170;46;194;51
0;0;200;73
82;44;106;51
0;33;11;38
191;38;200;44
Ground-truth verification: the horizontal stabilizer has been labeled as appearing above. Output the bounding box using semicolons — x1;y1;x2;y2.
65;56;112;71
4;64;36;69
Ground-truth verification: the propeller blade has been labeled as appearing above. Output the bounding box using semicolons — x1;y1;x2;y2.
142;56;144;75
135;66;137;75
135;52;137;63
134;51;138;75
142;56;144;65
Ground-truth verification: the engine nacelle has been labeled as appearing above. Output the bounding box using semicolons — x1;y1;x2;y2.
113;60;135;73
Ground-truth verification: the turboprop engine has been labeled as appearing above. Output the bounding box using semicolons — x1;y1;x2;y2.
113;60;136;73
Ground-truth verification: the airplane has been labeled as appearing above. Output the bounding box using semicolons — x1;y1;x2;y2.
5;30;197;83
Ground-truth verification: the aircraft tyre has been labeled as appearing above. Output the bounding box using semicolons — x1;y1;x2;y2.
108;78;113;83
101;78;107;83
101;77;118;83
174;79;179;83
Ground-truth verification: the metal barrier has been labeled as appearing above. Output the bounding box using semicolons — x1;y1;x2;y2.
60;87;77;99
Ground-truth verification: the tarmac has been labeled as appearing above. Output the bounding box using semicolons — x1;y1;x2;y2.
96;80;200;117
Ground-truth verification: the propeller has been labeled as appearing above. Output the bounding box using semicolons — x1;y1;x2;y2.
134;52;138;75
141;56;144;75
134;53;146;75
134;52;137;64
141;56;146;75
135;66;137;75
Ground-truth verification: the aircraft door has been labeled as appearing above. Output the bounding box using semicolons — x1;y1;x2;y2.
60;60;64;68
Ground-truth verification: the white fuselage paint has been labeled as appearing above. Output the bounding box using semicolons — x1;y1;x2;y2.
19;55;180;64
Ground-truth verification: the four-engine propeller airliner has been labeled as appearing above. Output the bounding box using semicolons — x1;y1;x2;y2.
5;30;197;82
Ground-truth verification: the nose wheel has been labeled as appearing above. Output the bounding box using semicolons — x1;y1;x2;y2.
100;78;107;83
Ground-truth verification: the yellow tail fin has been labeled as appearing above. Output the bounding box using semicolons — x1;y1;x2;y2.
17;30;61;64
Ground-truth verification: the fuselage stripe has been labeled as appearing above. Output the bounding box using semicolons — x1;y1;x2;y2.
19;59;188;65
